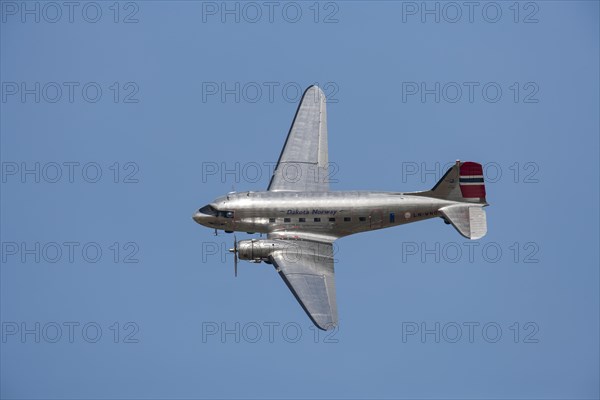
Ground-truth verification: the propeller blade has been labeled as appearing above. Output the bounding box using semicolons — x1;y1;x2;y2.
234;235;238;277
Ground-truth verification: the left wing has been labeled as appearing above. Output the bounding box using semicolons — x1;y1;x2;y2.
268;237;337;330
267;85;329;192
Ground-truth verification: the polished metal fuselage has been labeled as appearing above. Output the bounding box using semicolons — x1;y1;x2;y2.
194;191;457;241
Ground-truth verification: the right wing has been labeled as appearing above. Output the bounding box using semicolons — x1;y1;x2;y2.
268;238;337;330
267;85;329;192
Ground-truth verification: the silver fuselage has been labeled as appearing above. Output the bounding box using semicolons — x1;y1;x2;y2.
193;191;456;241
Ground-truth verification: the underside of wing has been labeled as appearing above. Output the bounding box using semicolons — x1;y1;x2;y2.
267;86;329;192
268;239;337;330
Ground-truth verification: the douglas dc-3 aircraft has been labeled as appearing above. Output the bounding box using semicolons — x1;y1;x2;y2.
193;86;488;330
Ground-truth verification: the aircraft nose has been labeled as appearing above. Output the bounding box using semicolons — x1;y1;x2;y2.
193;211;207;224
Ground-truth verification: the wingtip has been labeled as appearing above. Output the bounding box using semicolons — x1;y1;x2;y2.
312;315;338;331
304;84;325;97
314;321;338;331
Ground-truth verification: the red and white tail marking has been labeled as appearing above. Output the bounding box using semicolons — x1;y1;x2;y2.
459;162;486;199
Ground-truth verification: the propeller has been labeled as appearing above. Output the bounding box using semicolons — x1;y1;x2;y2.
228;235;238;277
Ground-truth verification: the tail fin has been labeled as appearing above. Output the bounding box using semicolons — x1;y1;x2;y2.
427;161;487;204
411;160;488;239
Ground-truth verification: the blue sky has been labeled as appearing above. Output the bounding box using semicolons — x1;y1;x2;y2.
1;1;598;399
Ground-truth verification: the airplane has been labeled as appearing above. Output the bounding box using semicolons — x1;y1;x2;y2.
193;85;489;330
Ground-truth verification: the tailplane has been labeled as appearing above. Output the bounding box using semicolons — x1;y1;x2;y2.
439;204;487;239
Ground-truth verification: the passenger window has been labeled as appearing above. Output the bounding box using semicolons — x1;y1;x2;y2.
344;217;351;222
329;217;335;222
299;218;306;222
314;218;321;222
284;218;291;223
359;217;366;222
269;218;275;223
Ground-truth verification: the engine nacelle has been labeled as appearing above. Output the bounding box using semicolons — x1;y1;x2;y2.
237;239;288;262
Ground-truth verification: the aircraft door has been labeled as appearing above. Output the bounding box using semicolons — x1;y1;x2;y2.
369;209;384;229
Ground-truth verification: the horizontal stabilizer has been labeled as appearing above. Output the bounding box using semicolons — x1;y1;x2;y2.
440;205;487;240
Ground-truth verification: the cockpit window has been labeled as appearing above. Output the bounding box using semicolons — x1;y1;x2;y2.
199;205;233;218
199;205;218;216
